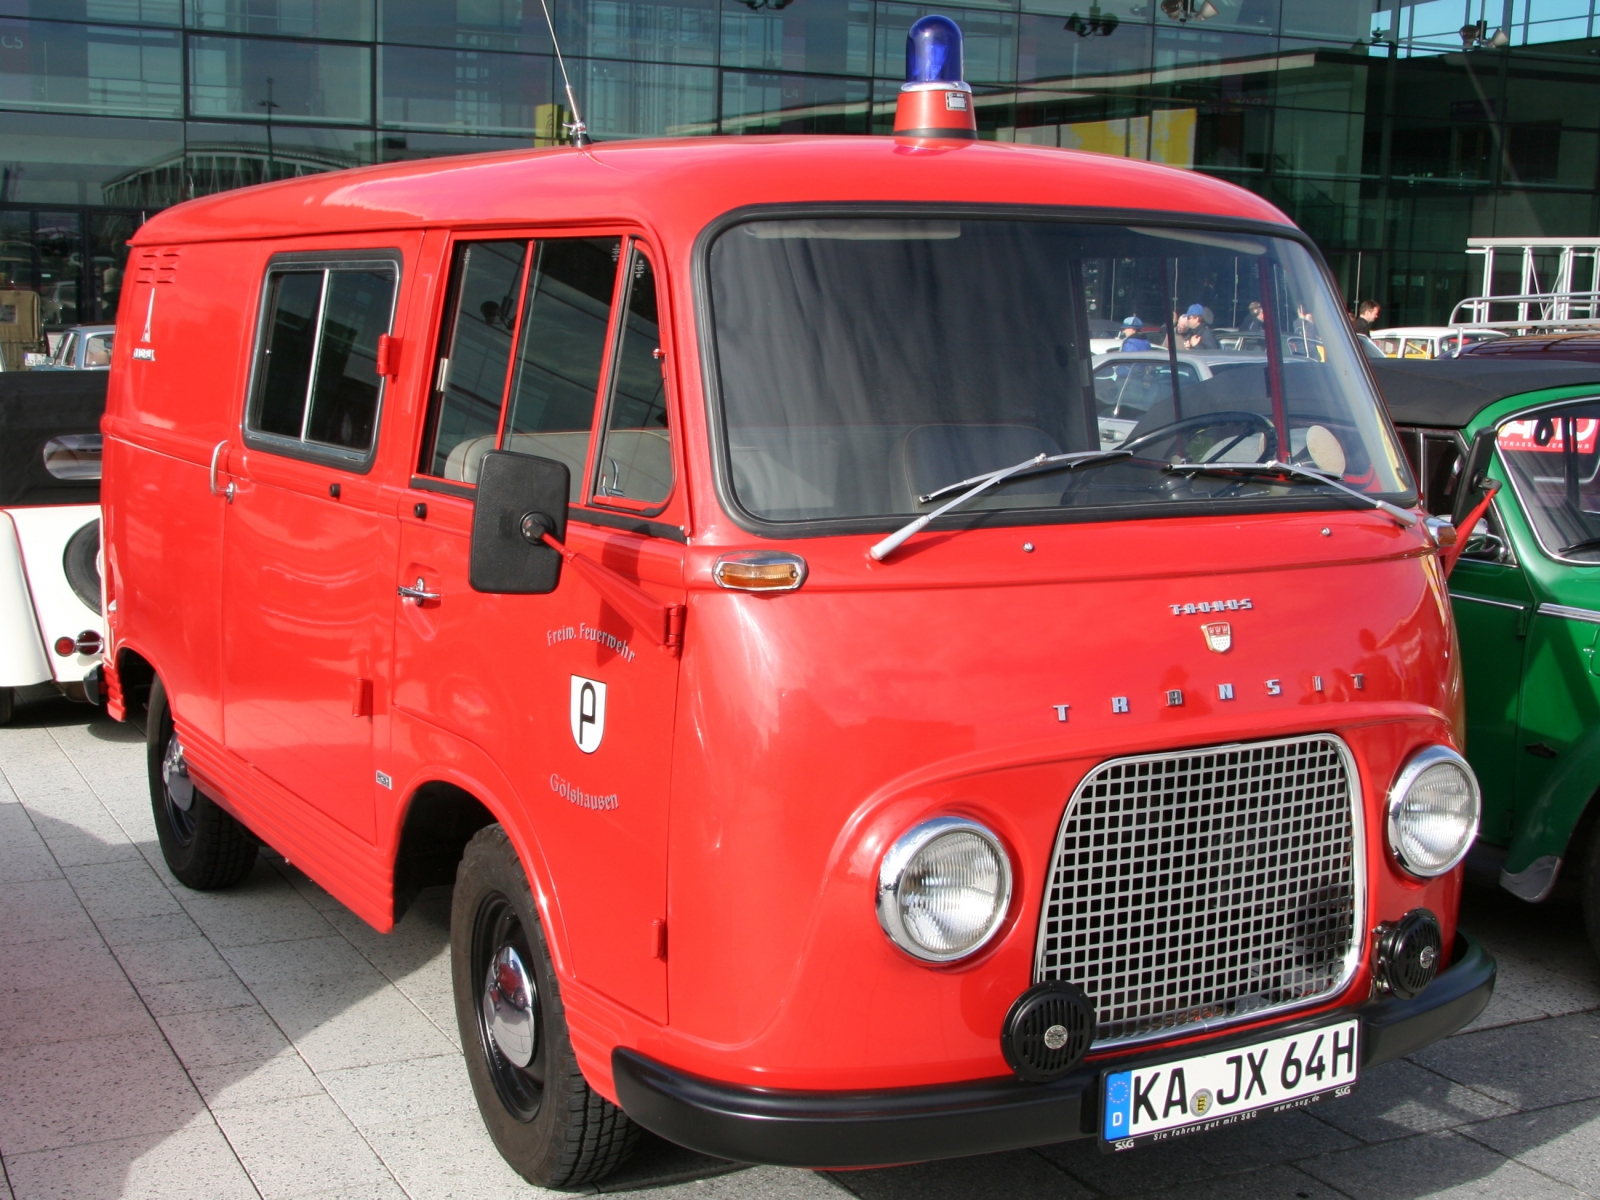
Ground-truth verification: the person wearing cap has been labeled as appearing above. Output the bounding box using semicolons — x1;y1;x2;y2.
1182;303;1219;350
1117;316;1152;353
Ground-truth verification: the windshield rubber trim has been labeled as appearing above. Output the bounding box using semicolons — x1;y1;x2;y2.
691;201;1415;541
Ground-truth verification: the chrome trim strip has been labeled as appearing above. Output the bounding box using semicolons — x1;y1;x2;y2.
1449;593;1526;611
1034;733;1366;1051
1537;601;1600;625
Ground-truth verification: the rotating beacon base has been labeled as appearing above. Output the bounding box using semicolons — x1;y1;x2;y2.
894;15;977;140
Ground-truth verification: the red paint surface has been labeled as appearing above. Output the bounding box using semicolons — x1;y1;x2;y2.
101;137;1462;1106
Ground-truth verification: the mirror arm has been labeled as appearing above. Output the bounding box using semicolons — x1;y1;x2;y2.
541;533;679;649
1442;479;1501;577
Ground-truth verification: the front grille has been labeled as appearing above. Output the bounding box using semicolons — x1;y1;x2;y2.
1034;735;1363;1049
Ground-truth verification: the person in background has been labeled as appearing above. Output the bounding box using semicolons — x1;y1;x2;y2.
1118;315;1152;352
1181;303;1219;350
1245;300;1265;331
1295;302;1317;340
1351;299;1380;335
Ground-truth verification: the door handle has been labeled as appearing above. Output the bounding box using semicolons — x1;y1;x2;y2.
397;577;440;605
209;441;235;503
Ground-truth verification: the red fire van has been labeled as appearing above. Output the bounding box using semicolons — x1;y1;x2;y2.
101;26;1494;1187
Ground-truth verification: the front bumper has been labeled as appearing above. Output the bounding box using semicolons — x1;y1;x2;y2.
613;932;1495;1169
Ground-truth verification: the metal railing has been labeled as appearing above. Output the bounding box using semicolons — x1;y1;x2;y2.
1449;291;1600;335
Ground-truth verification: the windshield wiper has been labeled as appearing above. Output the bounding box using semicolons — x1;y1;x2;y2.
870;450;1132;562
1164;460;1419;528
1560;536;1600;555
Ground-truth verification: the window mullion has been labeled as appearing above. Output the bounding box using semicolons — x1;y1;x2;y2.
299;268;332;443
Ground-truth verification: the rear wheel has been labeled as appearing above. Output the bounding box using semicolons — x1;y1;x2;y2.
0;686;12;725
147;678;258;889
452;824;639;1188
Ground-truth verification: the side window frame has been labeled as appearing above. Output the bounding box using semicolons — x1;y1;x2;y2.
242;248;402;475
587;238;676;518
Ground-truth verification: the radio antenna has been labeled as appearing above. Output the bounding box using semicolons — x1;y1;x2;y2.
536;0;591;147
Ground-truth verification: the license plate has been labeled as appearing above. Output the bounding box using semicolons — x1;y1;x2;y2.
1100;1019;1359;1150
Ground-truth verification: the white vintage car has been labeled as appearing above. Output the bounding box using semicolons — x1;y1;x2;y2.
0;372;106;722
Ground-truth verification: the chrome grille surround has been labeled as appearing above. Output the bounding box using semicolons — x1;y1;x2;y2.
1034;734;1365;1050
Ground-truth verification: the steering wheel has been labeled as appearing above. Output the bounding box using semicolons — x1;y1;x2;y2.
1118;410;1279;463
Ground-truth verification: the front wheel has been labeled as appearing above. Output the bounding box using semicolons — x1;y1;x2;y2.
1583;822;1600;963
147;677;258;889
452;824;640;1188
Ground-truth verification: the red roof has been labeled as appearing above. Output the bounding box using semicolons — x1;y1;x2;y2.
132;135;1293;246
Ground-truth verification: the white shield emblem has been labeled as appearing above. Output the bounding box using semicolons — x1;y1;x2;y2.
570;676;606;753
1201;622;1232;654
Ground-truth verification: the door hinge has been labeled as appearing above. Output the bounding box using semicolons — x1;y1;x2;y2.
353;677;373;718
650;918;667;961
665;604;686;656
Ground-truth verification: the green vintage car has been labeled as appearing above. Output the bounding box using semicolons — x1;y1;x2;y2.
1378;356;1600;957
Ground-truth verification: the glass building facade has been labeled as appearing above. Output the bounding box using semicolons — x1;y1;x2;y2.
2;0;1599;331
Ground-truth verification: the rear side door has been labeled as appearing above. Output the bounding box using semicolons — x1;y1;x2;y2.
220;250;404;844
393;232;683;1023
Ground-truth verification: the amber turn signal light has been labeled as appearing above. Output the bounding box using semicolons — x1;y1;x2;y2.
713;552;807;592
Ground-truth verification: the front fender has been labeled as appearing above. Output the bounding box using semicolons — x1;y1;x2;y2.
1504;720;1600;877
0;511;52;688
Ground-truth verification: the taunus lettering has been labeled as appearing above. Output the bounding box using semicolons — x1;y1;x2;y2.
1171;599;1252;615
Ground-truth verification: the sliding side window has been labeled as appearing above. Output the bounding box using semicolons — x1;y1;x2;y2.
247;255;399;470
504;238;622;500
593;246;671;510
421;236;623;493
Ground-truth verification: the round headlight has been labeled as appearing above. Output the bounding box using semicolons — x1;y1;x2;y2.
1386;745;1481;877
876;817;1013;963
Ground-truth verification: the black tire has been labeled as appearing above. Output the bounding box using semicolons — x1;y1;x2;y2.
62;519;102;615
147;677;258;889
1583;822;1600;963
0;686;12;726
452;824;640;1189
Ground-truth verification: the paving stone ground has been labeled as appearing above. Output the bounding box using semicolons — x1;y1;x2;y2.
2;686;1597;1200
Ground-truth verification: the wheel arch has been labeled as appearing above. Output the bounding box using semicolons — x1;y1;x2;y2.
387;772;571;978
1504;724;1600;880
391;780;497;923
113;644;156;727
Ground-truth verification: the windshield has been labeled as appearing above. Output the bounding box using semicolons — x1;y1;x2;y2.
1496;400;1600;560
708;215;1410;526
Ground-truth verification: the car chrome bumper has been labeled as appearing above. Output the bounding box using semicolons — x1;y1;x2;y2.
612;933;1495;1169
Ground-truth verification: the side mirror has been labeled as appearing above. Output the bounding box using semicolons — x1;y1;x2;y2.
470;451;569;594
1451;427;1498;531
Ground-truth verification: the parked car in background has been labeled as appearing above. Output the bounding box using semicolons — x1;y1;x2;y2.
1370;327;1506;359
1458;333;1600;363
1092;350;1265;446
0;371;107;722
34;324;115;371
1375;356;1600;958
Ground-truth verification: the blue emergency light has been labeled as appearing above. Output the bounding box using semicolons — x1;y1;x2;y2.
905;15;964;86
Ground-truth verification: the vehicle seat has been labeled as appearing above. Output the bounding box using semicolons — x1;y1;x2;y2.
443;432;592;498
897;424;1063;511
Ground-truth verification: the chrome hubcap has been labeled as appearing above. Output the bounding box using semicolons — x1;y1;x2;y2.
163;735;194;811
482;945;537;1068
